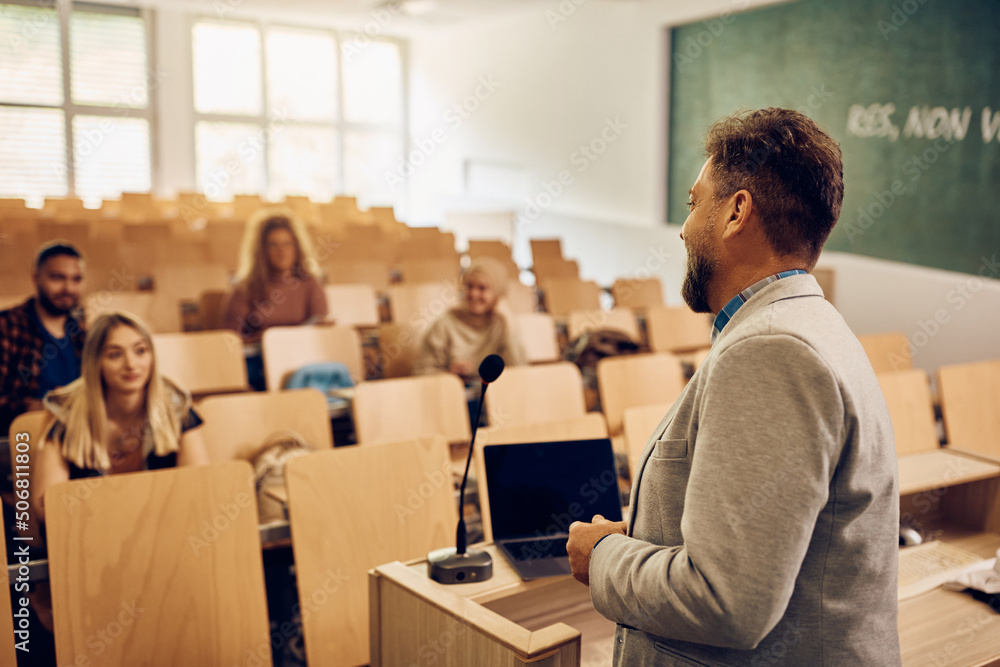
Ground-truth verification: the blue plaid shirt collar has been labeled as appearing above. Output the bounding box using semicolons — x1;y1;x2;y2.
711;269;809;344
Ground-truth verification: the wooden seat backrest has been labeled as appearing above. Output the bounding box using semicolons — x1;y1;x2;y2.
46;461;271;666
153;331;248;395
540;279;601;317
486;362;586;428
939;359;1000;457
285;436;457;666
323;284;380;328
261;324;363;389
858;331;913;373
513;312;560;364
876;369;940;456
645;305;712;354
611;277;664;310
195;388;333;461
597;353;685;436
353;374;471;445
567;308;641;343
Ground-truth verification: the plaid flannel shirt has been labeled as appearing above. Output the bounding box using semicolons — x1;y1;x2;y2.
0;297;85;435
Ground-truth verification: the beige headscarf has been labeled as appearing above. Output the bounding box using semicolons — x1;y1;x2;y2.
463;257;509;299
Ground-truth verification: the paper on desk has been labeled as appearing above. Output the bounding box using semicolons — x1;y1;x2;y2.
898;541;987;601
943;548;1000;595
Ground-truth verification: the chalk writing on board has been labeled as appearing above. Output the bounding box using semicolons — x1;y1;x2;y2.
847;104;1000;143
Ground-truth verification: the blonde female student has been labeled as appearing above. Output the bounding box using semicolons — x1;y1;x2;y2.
33;311;209;521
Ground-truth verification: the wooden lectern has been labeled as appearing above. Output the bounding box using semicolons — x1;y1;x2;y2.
370;544;616;666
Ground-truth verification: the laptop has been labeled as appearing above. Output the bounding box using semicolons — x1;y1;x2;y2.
483;438;623;580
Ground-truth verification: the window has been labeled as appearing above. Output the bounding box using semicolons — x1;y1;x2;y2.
192;18;405;208
0;1;154;207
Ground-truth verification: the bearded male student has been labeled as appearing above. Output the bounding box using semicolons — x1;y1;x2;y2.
567;108;900;666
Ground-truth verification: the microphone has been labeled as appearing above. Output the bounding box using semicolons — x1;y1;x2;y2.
428;354;504;584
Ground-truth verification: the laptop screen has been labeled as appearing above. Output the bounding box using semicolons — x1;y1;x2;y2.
483;439;623;541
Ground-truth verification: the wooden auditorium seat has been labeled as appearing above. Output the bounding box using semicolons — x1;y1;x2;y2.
324;260;391;292
352;374;471;445
204;221;246;273
198;288;228;330
858;331;913;373
386;281;461;333
567;308;641;343
529;238;563;264
397;258;462;284
611;277;665;310
84;292;182;334
486;362;587;428
876;369;940;456
812;265;836;305
467;240;514;264
260;324;364;389
152;331;249;397
195;388;333;462
284;436;456;666
504;281;537;314
46;462;272;666
477;413;608;448
323;283;380;328
376;323;421;378
37;220;90;247
596;353;686;437
645;305;712;355
0;506;16;665
532;257;579;282
513;312;560;364
939;359;1000;460
539;279;602;318
397;229;457;261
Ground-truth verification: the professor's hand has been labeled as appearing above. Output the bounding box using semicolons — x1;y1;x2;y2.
567;515;627;586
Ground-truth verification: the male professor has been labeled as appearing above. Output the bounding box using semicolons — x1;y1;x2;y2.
567;108;900;665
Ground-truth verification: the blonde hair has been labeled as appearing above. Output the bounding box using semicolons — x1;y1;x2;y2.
235;208;320;303
45;311;185;472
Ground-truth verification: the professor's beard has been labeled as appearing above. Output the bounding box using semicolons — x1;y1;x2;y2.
681;249;717;314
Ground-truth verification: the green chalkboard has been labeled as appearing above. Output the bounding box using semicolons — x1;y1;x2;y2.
668;0;1000;275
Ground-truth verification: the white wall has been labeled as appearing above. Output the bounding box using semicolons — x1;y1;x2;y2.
405;0;783;227
821;252;1000;374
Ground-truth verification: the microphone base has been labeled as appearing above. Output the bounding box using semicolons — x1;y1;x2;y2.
427;547;493;584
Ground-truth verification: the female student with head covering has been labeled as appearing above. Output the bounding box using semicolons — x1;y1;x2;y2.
413;256;527;382
33;311;209;520
223;209;328;390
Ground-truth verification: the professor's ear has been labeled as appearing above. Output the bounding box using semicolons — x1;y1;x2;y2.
721;189;754;240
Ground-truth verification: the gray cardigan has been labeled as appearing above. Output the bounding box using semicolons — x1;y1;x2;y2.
590;274;900;666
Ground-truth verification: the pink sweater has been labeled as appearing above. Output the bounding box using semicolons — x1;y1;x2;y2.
223;274;328;344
